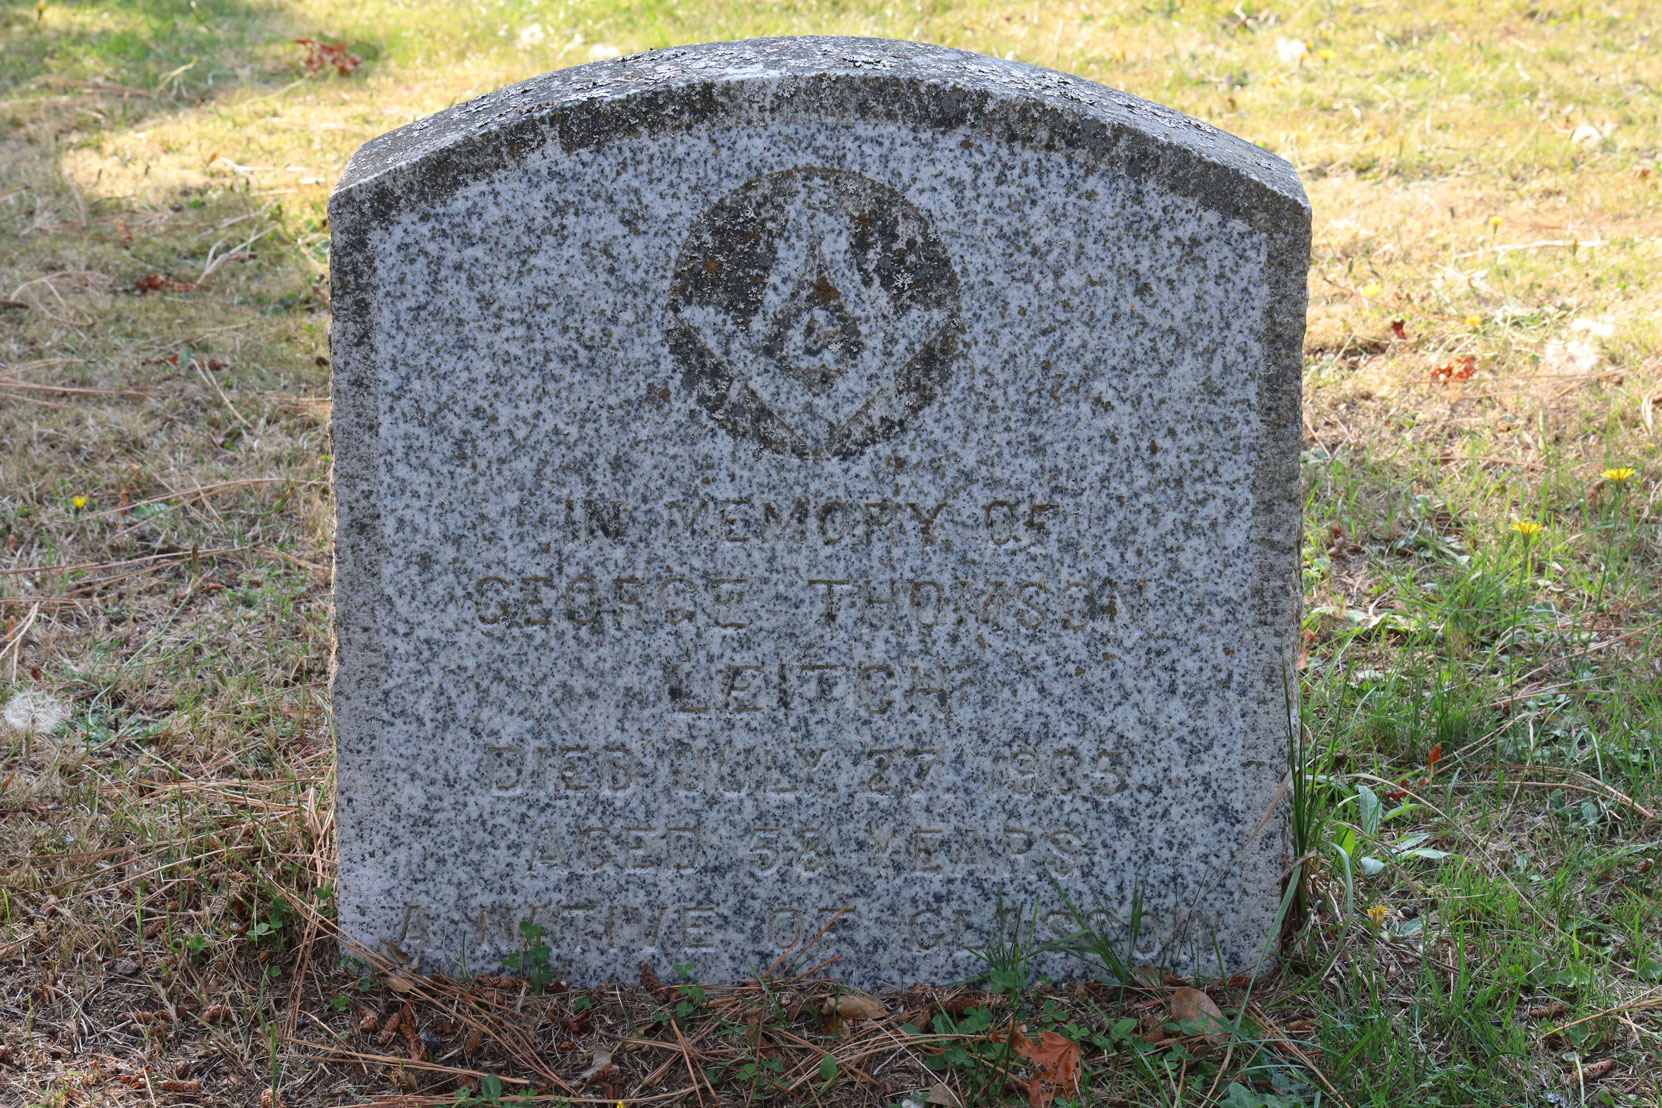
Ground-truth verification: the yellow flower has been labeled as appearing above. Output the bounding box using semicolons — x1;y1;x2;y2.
1366;904;1388;929
1488;215;1502;228
1464;314;1482;327
1318;48;1335;61
1602;467;1637;483
1359;281;1382;299
71;495;87;509
1511;520;1542;538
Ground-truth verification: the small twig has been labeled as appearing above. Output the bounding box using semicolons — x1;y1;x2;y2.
1540;988;1662;1040
670;1019;714;1108
1492;619;1662;697
286;1040;536;1086
1249;1003;1352;1106
199;224;275;283
1450;770;1656;821
81;478;316;520
1439;454;1550;471
41;75;157;98
1453;238;1606;260
0;376;159;398
0;546;252;578
0;389;77;411
191;357;252;428
0;600;40;681
260;544;330;576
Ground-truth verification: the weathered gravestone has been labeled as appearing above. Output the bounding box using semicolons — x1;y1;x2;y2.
330;36;1308;986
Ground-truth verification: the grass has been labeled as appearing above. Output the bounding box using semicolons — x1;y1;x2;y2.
1;0;1659;1104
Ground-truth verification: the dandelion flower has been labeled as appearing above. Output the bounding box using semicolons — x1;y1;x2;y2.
1318;48;1335;61
1511;520;1542;538
71;495;87;509
1359;281;1382;299
1366;904;1388;929
1464;314;1482;327
1488;215;1502;228
1602;467;1637;483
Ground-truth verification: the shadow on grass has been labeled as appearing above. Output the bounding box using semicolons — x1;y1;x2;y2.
1;0;383;133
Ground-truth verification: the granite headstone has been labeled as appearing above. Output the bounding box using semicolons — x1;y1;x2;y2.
329;36;1308;986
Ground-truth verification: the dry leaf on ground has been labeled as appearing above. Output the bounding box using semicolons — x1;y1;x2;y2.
1011;1029;1081;1108
385;970;419;994
823;993;886;1020
924;1080;963;1106
1169;987;1229;1046
1579;1059;1617;1082
577;1047;615;1082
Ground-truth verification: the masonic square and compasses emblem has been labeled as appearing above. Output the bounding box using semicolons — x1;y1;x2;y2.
666;168;962;460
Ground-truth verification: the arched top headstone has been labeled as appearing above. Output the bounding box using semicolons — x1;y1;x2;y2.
332;37;1305;224
330;37;1308;986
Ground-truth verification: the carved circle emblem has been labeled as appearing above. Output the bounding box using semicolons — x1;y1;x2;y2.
666;168;961;460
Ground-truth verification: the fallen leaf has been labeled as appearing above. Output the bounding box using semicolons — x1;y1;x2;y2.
385;970;419;994
133;274;196;294
294;38;361;76
925;1080;963;1106
1430;355;1476;383
1579;1058;1616;1081
157;1080;202;1093
375;1005;402;1046
1169;987;1229;1046
1011;1029;1081;1108
399;1002;422;1060
582;1063;622;1095
1390;318;1407;340
578;1048;614;1082
823;993;886;1020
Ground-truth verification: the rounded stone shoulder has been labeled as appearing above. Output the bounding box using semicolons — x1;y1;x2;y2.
331;36;1306;234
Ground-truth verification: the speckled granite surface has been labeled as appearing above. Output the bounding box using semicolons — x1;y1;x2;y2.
329;36;1308;986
